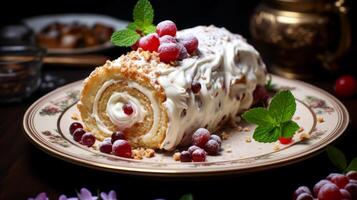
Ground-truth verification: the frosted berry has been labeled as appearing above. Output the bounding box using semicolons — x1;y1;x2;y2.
73;128;86;142
335;75;357;97
188;145;201;154
180;151;192;162
131;40;139;50
156;20;177;37
191;149;206;162
317;183;342;200
340;189;351;199
158;43;180;63
296;193;313;200
210;135;222;146
112;139;132;158
123;103;134;115
111;131;125;143
204;139;220;155
81;132;96;147
69;122;83;135
138;33;160;52
159;35;177;44
177;35;199;54
99;140;112;154
177;43;188;60
293;186;312;200
330;174;349;188
347;171;357;180
314;180;331;196
192;128;210;148
327;173;340;181
191;82;201;94
345;183;357;199
279;137;293;145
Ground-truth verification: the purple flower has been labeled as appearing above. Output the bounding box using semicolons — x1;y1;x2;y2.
100;190;117;200
28;192;49;200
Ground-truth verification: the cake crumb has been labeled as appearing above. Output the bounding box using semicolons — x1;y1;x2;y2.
299;132;310;141
294;116;301;120
173;152;181;161
245;136;251;143
132;149;143;160
298;127;304;133
144;148;155;158
317;117;325;123
225;148;232;153
71;113;80;120
273;144;280;151
221;132;229;140
243;127;251;132
236;126;243;131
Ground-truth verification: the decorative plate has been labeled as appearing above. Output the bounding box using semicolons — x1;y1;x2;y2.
23;75;349;177
23;14;128;54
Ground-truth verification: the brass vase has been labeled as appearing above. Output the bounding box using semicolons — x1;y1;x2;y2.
250;0;351;79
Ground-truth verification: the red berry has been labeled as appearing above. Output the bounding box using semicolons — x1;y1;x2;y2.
156;20;177;37
159;35;177;44
192;128;210;148
191;82;201;94
327;173;341;181
293;186;312;200
177;35;199;54
99;140;112;154
112;139;132;158
204;139;220;155
210;135;222;146
335;75;357;97
347;171;357;180
314;180;332;196
73;128;86;142
318;183;342;200
188;145;201;154
69;122;83;135
180;151;192;162
345;183;357;199
330;174;349;188
340;189;351;199
279;137;293;145
111;131;125;143
81;132;96;147
131;40;139;50
177;43;188;60
296;193;314;200
138;33;160;52
191;149;206;162
158;43;180;63
123;104;134;115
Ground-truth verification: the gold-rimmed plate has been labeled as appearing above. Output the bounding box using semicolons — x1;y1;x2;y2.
23;75;349;177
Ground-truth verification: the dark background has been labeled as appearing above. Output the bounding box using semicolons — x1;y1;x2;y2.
1;0;357;199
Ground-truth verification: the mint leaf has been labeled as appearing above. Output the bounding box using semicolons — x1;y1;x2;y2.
347;157;357;172
179;194;193;200
253;125;279;143
327;146;347;172
142;24;156;34
133;0;154;26
281;120;299;138
243;108;275;126
127;22;138;30
269;90;296;123
111;29;141;47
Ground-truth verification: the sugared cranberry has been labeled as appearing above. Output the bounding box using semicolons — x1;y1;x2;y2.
123;104;134;115
330;174;349;188
279;137;293;145
293;186;312;200
159;35;177;44
131;40;139;50
191;82;201;94
345;183;357;199
340;189;351;199
296;193;314;200
158;43;180;63
69;122;83;135
327;173;340;181
99;140;112;154
188;145;201;154
112;139;132;158
81;132;96;147
111;131;125;143
347;171;357;180
156;20;177;37
73;128;86;142
317;183;342;200
180;151;192;162
191;149;206;162
177;35;199;54
177;43;188;60
334;75;357;97
138;33;160;52
210;135;222;146
192;128;210;148
204;139;220;155
314;180;332;196
103;137;112;143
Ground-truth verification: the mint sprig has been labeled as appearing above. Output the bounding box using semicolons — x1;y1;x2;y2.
327;146;357;172
243;90;299;143
111;0;156;47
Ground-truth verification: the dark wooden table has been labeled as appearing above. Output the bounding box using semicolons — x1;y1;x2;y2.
1;61;356;200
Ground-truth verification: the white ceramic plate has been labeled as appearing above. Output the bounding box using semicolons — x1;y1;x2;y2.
23;14;128;54
23;75;349;176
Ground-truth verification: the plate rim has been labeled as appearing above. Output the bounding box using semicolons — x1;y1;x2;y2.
22;75;350;177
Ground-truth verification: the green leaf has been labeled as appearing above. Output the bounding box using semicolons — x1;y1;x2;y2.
142;24;156;34
179;194;193;200
111;29;141;47
127;22;138;30
327;146;347;172
347;157;357;172
281;120;299;138
253;125;279;143
268;90;296;123
242;107;275;126
133;0;154;26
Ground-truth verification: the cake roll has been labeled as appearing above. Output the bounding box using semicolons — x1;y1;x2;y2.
77;25;266;150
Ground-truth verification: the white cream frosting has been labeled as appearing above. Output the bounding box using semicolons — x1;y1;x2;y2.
90;25;266;150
